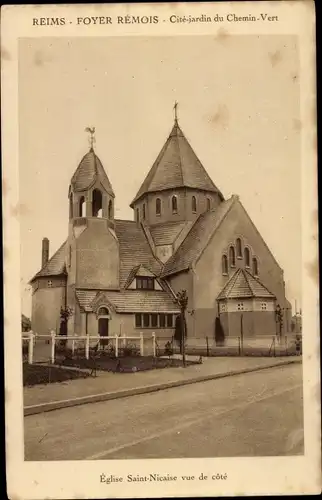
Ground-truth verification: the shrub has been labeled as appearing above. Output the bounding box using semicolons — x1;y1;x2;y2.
121;343;140;357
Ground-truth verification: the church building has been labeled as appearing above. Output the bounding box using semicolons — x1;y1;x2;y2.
30;112;291;341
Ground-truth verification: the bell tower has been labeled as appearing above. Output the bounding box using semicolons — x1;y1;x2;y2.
68;127;115;226
66;128;119;333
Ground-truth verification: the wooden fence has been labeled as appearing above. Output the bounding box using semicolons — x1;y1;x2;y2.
22;331;156;364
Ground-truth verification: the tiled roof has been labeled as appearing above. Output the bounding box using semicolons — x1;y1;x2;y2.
130;120;224;206
76;289;180;313
161;197;236;277
114;220;162;286
30;241;67;281
70;148;115;196
149;221;189;246
217;268;275;300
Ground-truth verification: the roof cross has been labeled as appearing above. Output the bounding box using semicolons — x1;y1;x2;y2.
85;127;96;149
173;101;178;122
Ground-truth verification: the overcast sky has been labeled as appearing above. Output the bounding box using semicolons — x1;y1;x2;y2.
19;35;301;316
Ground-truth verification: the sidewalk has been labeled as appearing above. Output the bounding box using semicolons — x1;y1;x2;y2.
24;356;301;415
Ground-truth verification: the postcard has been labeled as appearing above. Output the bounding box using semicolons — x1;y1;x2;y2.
1;1;320;498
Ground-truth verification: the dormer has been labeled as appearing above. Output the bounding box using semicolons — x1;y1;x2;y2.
125;265;163;291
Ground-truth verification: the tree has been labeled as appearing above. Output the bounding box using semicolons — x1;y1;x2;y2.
215;316;225;346
59;306;73;336
176;290;188;367
21;314;31;332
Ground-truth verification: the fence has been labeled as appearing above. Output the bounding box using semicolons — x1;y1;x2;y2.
155;334;301;358
22;331;301;364
22;331;156;364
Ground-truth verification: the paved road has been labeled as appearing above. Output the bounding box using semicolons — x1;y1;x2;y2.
24;364;303;460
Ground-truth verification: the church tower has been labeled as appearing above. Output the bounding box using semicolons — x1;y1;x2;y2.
130;104;224;226
66;129;119;332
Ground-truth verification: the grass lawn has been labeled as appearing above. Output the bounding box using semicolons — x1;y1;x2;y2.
23;362;90;387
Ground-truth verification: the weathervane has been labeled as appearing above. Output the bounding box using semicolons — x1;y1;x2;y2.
173;101;178;122
85;127;96;149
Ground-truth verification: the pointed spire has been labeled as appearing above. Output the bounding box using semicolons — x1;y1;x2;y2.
85;127;96;150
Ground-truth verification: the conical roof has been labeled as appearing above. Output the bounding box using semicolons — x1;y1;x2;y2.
70;148;115;196
217;268;275;300
130;120;224;207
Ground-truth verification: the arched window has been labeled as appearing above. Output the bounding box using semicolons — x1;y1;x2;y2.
222;255;228;274
143;203;146;220
206;198;211;211
79;196;86;217
229;246;236;267
108;200;113;219
172;196;178;214
236;238;242;258
156;198;161;216
253;257;258;276
192;196;197;213
92;189;103;217
69;193;73;219
245;247;250;267
98;306;109;316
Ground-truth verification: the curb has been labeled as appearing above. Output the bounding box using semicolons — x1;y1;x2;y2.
24;359;301;416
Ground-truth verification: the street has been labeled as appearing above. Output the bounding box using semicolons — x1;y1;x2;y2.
24;363;303;460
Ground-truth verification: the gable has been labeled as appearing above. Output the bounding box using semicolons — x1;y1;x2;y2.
196;198;282;271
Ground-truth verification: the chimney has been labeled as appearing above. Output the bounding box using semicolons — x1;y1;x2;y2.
42;238;49;268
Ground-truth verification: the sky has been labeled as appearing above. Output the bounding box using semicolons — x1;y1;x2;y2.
19;35;301;316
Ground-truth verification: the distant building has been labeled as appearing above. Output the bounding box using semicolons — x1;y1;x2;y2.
30;115;291;340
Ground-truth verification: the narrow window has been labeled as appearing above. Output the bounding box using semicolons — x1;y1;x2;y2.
192;196;197;213
236;238;242;258
143;313;150;328
92;189;103;217
108;200;113;219
69;245;72;268
253;257;258;276
79;196;86;217
135;314;142;327
159;314;166;328
166;314;173;328
222;255;228;274
143;203;146;220
156;198;161;216
172;196;178;214
206;198;211;211
245;247;250;267
136;208;139;222
151;314;158;328
69;193;73;219
229;246;236;267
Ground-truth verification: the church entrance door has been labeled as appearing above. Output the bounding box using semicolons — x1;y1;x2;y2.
98;317;109;337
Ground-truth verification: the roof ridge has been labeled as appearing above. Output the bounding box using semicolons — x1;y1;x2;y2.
242;268;256;297
176;128;185;186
